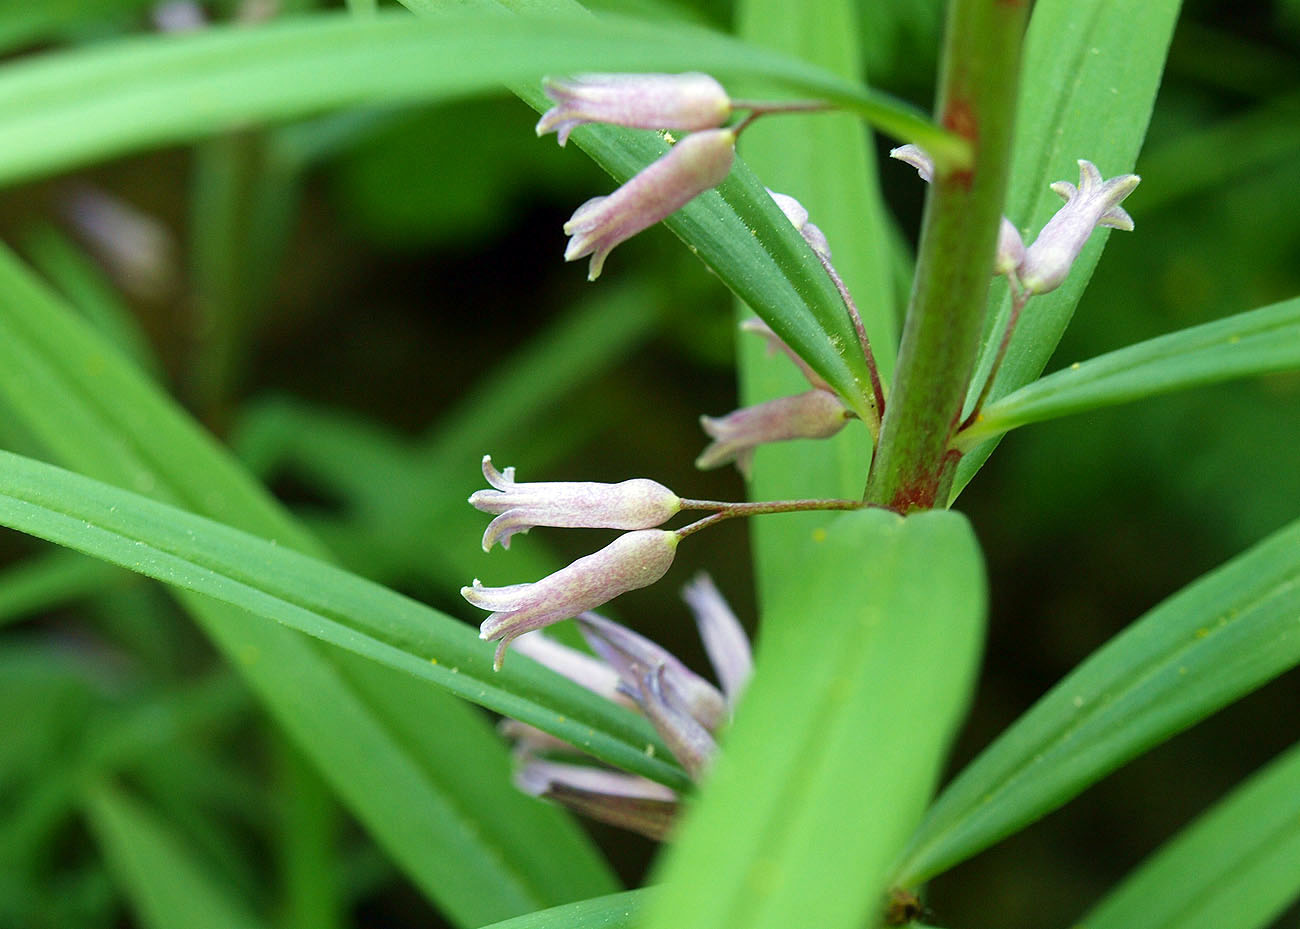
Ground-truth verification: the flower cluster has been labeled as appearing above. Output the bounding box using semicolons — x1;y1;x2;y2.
537;73;739;280
461;456;683;669
503;574;752;838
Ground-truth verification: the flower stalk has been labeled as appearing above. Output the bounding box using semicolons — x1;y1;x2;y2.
864;0;1029;512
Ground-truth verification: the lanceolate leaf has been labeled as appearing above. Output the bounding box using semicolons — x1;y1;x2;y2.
958;295;1300;446
893;516;1300;886
0;11;952;189
0;243;620;924
0;446;686;790
645;510;985;929
1079;739;1300;929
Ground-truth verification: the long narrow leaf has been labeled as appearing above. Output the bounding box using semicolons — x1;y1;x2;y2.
0;11;953;190
0;446;686;790
1080;740;1300;929
0;242;620;923
893;515;1300;886
645;510;985;929
959;295;1300;446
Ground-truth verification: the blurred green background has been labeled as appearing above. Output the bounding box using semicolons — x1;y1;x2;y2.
1;0;1298;927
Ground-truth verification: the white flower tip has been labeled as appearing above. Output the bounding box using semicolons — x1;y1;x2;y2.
890;144;934;183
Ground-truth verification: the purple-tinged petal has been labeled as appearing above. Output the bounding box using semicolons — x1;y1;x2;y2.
696;389;852;477
681;573;752;705
512;631;629;706
536;72;731;147
464;529;679;669
563;128;736;280
1019;160;1140;295
517;759;679;840
469;455;681;551
577;613;726;732
635;665;718;780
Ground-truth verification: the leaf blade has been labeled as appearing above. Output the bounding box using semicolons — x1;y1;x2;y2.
894;515;1300;885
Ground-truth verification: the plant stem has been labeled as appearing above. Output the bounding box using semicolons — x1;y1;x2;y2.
961;285;1029;430
676;497;865;538
863;0;1029;513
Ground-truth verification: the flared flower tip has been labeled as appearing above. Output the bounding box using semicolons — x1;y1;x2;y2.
468;455;682;552
681;573;753;704
536;72;732;147
1019;160;1140;295
563;128;736;280
890;144;934;183
466;529;680;669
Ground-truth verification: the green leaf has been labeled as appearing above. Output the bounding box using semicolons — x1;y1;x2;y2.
0;10;954;190
958;295;1300;446
1080;740;1300;929
893;515;1300;886
644;509;985;929
730;0;883;604
953;0;1183;497
0;445;687;791
478;890;651;929
84;782;267;929
0;242;620;924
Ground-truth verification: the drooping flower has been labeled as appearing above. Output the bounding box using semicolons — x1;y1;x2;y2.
696;389;853;477
468;455;681;551
1018;160;1139;295
504;574;753;837
563;128;736;280
739;318;831;392
462;529;679;669
536;72;732;147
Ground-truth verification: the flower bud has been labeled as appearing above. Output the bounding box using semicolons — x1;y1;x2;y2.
564;128;736;280
469;455;681;551
462;529;679;669
536;72;732;147
1018;160;1139;295
696;389;852;477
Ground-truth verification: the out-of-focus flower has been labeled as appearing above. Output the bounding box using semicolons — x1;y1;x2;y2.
462;529;679;669
696;389;852;477
536;73;732;147
739;318;831;392
1018;160;1139;295
469;455;681;552
767;188;831;260
564;128;736;280
61;187;177;302
504;574;752;837
680;572;752;703
890;144;1026;282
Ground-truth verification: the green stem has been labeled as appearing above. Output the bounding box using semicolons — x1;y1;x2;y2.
863;0;1028;512
676;497;865;538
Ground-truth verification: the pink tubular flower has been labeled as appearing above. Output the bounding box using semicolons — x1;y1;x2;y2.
696;389;852;477
461;529;679;669
469;455;681;551
1018;160;1140;295
536;72;732;147
767;188;832;260
564;128;736;280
